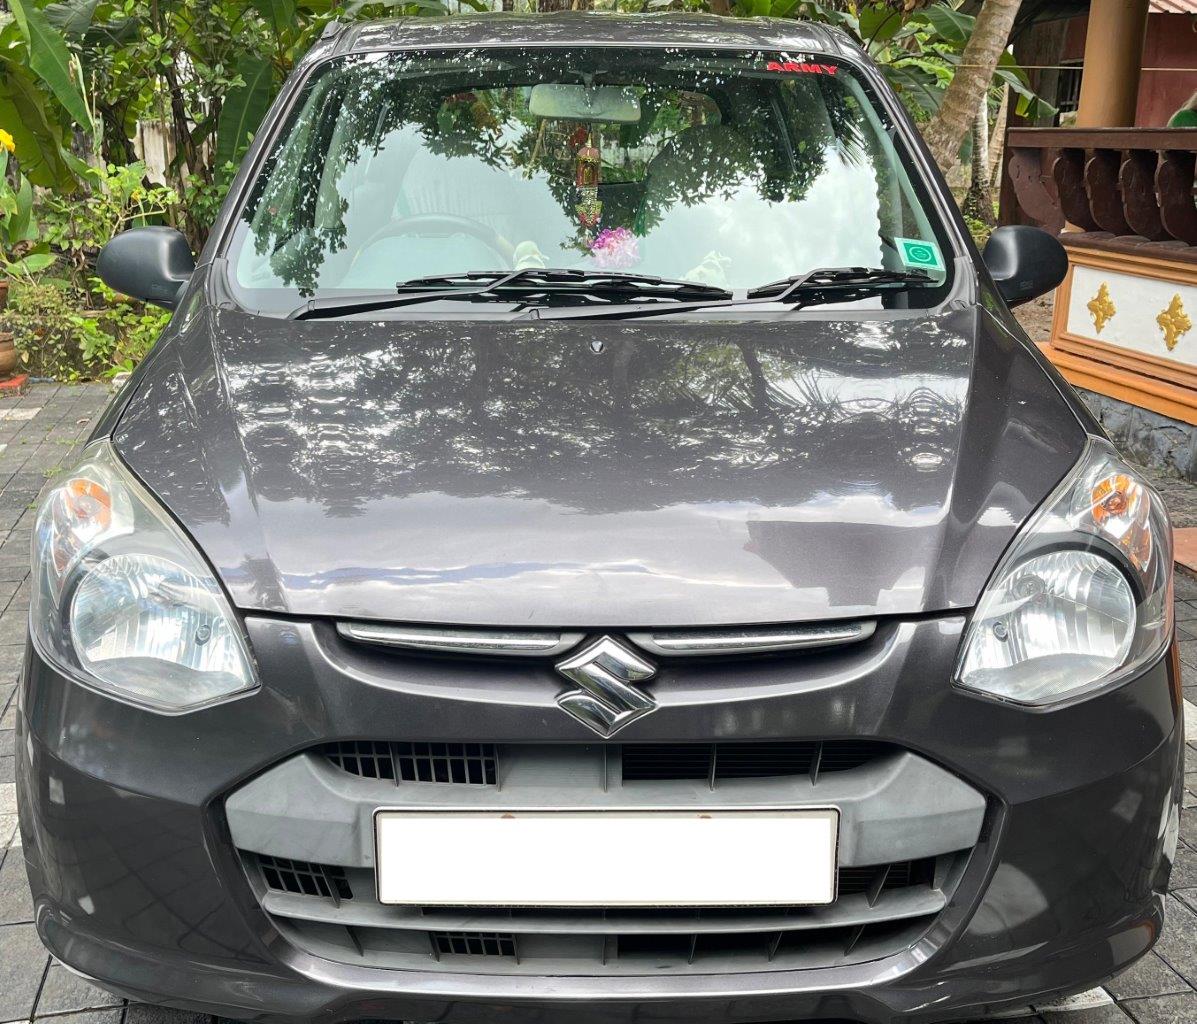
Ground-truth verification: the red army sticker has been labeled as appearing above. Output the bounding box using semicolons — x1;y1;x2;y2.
766;61;838;75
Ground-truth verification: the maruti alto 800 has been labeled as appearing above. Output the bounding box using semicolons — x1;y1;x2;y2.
16;13;1182;1024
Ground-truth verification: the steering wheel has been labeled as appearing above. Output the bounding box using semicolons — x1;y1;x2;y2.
355;213;515;270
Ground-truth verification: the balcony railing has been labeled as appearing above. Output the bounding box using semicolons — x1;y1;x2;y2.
1001;128;1197;260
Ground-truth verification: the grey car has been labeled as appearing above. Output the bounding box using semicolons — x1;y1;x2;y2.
15;13;1182;1024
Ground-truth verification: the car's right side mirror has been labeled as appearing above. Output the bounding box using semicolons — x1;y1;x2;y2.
981;225;1069;308
97;226;196;310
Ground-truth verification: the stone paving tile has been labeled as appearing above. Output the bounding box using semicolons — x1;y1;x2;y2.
30;1011;123;1024
1153;895;1197;987
124;1006;210;1024
1040;1008;1133;1023
0;848;33;925
0;923;51;1021
1169;844;1197;892
1106;953;1191;1001
1120;991;1197;1022
34;964;123;1016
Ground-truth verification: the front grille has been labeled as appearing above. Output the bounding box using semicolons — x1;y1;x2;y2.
323;741;498;785
245;850;965;974
257;855;352;902
322;740;888;786
231;740;986;977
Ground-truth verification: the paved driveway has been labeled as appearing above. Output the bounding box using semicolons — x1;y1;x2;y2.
2;383;1197;1024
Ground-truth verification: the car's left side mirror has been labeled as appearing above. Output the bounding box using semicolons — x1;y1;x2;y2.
97;226;195;310
981;225;1069;308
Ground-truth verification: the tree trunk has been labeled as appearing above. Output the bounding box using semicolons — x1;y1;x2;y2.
921;0;1024;175
962;93;995;225
987;83;1008;188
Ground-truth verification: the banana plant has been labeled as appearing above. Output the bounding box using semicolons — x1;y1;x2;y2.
0;146;57;277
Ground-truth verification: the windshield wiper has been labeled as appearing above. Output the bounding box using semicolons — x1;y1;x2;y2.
750;267;935;301
534;266;936;321
287;268;733;320
398;269;733;304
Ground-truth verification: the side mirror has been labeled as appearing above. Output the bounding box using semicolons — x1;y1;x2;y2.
982;225;1069;308
97;227;195;309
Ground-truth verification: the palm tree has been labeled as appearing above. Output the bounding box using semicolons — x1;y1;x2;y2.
922;0;1024;174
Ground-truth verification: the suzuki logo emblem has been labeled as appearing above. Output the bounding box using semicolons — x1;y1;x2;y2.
554;636;656;737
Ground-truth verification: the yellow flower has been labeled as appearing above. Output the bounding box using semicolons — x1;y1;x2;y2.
0;130;14;154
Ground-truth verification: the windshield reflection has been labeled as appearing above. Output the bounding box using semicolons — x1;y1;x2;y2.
225;46;950;312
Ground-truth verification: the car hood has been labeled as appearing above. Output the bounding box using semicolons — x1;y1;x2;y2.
113;304;1084;627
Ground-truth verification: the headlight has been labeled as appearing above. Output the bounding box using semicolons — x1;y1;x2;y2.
955;439;1172;706
31;442;257;711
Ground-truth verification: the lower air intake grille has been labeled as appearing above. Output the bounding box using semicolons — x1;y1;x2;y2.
252;853;931;906
323;741;497;785
257;855;352;902
433;932;518;957
321;740;888;785
620;741;886;782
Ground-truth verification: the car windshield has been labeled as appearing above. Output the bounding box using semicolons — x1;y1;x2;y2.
224;46;954;316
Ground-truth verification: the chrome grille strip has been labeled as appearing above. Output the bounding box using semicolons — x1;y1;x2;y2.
337;622;585;657
627;621;875;657
338;620;876;658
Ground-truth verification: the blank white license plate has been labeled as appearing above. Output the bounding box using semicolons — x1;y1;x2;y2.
375;809;838;907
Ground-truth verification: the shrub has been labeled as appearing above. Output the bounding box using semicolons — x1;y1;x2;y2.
1;277;169;380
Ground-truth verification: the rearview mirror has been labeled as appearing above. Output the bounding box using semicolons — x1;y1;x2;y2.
528;84;641;124
982;225;1068;308
97;227;195;310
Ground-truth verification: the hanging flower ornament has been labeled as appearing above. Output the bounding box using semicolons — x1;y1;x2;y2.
590;227;640;270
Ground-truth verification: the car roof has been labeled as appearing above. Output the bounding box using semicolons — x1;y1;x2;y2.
309;12;854;65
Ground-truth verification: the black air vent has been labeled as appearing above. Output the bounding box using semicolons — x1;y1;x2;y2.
837;858;933;897
433;931;517;957
323;741;498;785
427;919;930;964
620;741;887;783
258;855;352;901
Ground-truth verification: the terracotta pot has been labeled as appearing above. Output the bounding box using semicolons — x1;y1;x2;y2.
0;333;17;377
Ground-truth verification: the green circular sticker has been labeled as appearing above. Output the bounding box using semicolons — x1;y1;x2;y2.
896;237;944;272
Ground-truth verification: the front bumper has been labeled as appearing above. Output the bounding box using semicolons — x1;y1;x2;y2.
16;615;1183;1024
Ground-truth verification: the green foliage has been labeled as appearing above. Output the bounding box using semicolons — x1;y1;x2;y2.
41;160;178;286
4;278;80;378
2;276;169;379
216;55;274;167
7;0;93;128
0;148;58;277
0;55;77;189
73;285;170;375
964;213;992;249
